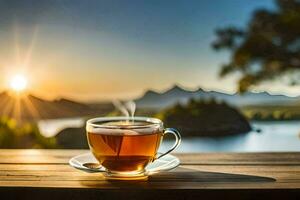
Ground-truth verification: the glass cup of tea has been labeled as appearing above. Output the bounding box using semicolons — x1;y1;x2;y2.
86;116;181;180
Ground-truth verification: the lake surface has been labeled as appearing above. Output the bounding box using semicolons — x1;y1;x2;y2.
38;118;85;138
38;119;300;152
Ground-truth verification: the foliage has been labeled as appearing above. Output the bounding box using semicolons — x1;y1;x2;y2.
212;0;300;92
242;105;300;121
0;116;57;148
156;98;251;136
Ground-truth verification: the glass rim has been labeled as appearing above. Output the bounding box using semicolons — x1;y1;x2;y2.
86;116;163;129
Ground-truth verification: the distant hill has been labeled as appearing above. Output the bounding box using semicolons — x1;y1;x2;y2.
157;99;251;136
0;91;114;121
135;85;300;109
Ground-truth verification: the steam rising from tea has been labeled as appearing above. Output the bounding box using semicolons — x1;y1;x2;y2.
112;100;136;123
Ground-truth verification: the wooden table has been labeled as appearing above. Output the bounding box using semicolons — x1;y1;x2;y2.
0;150;300;199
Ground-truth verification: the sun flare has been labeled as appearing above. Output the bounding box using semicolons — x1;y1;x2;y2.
10;74;28;92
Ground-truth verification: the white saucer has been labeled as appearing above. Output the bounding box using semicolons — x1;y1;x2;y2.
69;152;180;179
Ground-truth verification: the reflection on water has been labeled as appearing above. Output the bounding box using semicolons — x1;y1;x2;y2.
38;119;300;152
161;121;300;152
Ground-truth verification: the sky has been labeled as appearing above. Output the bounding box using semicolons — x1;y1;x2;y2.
0;0;299;101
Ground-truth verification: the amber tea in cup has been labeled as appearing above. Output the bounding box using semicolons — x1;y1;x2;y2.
86;117;181;178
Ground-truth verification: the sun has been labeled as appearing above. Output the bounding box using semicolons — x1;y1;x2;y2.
10;74;28;92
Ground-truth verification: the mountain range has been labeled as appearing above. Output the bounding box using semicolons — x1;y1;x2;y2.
135;85;300;109
0;85;299;120
0;91;113;120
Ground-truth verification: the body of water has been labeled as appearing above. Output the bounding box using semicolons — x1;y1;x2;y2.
38;119;300;152
162;121;300;152
38;118;85;138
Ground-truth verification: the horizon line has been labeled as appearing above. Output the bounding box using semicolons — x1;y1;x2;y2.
1;83;299;103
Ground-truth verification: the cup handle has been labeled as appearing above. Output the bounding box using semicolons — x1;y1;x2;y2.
155;128;181;160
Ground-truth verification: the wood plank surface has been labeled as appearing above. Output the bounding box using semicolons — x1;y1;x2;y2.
0;150;299;199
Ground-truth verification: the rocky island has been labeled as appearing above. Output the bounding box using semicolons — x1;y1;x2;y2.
156;98;251;137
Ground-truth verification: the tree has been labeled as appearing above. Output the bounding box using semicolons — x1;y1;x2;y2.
212;0;300;92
